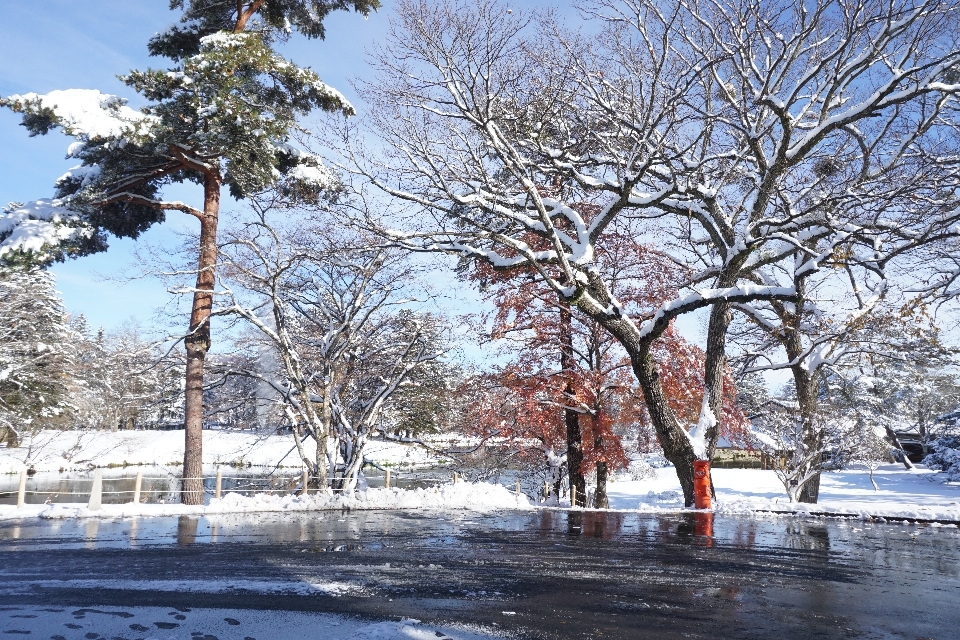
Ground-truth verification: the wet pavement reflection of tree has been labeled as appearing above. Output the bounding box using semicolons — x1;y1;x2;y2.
1;510;959;639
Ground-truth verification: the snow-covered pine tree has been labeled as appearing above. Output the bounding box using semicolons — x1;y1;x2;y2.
0;267;72;448
0;0;378;503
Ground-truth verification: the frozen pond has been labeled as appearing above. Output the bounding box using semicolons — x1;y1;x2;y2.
2;510;959;638
0;466;448;506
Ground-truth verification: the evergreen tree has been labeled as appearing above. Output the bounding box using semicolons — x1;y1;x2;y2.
0;0;378;502
0;268;71;447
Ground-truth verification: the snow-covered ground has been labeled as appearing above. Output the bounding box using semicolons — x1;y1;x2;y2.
0;429;443;474
0;606;505;640
3;465;958;523
3;430;960;524
606;465;960;522
0;481;532;521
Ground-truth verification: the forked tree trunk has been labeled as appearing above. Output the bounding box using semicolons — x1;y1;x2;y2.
182;171;221;505
571;272;699;506
559;306;585;506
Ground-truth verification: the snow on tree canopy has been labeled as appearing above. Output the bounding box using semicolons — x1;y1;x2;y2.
0;200;93;264
2;89;152;140
0;24;357;266
287;163;336;186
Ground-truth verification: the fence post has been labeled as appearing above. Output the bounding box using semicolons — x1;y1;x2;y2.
302;469;309;496
215;468;223;500
453;472;458;484
571;485;577;509
515;479;520;497
385;468;391;489
88;469;103;511
17;469;26;509
132;470;143;504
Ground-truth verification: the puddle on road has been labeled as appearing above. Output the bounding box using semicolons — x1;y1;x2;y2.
2;508;959;556
3;511;959;639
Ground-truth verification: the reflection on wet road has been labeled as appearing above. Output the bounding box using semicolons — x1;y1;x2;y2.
2;510;958;638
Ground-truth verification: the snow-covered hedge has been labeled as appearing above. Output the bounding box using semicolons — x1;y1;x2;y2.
923;437;960;482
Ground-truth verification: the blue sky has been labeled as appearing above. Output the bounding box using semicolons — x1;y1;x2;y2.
0;1;711;362
0;0;395;332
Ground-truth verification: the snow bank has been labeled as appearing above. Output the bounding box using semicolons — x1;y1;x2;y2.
0;481;532;521
0;429;442;473
606;466;960;522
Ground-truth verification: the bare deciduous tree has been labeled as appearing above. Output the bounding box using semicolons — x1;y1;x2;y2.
215;208;448;492
336;0;960;504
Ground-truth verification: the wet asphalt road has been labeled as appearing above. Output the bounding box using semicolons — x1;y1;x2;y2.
1;509;958;639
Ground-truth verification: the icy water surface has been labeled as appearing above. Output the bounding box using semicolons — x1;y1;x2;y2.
0;467;445;505
1;510;958;638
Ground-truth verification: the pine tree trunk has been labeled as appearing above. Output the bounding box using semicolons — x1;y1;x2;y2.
559;306;585;506
181;171;221;505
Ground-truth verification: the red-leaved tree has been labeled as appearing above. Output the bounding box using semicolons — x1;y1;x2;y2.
463;232;748;505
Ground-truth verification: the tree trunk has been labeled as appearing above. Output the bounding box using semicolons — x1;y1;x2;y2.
792;361;822;504
885;426;916;470
633;351;697;505
573;270;699;505
703;301;733;461
181;170;220;505
592;409;610;508
314;378;333;492
565;401;584;505
559;305;585;506
2;426;18;448
774;281;823;505
919;417;930;456
594;459;609;509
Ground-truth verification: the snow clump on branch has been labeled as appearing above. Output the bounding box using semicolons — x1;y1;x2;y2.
0;200;93;264
2;89;153;140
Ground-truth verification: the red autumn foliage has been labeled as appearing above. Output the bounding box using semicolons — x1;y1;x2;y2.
461;230;749;477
